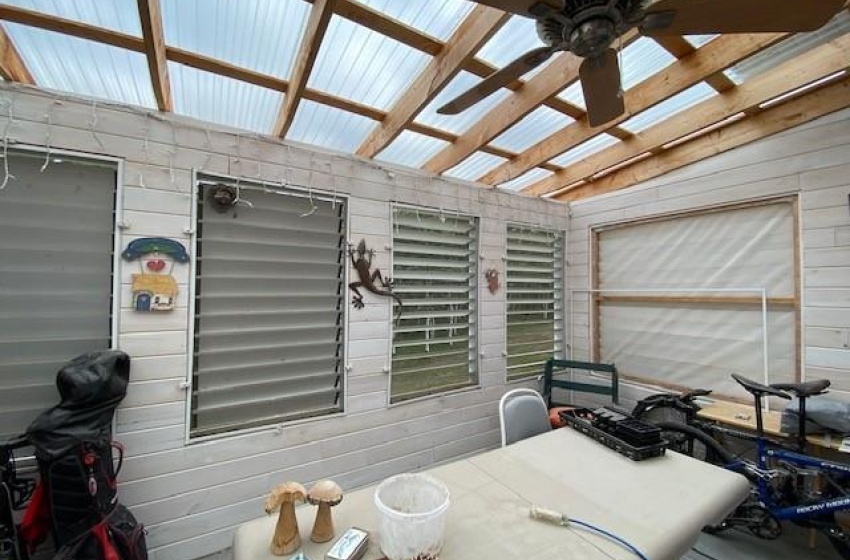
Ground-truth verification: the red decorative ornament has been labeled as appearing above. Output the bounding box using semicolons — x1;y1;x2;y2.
146;259;166;272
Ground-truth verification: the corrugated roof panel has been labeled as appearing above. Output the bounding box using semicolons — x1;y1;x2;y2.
490;106;573;153
557;80;585;109
619;82;716;134
376;130;451;168
415;70;513;134
548;133;618;167
308;14;431;111
162;0;309;79
169;62;282;133
444;151;507;181
358;0;474;41
6;24;156;108
2;0;141;34
619;37;677;89
287;99;377;153
498;167;552;191
685;35;718;48
476;14;556;79
725;11;850;85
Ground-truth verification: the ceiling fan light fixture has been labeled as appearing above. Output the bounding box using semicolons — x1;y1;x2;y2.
570;18;617;58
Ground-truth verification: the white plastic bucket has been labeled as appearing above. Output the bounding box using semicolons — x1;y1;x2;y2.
373;473;450;560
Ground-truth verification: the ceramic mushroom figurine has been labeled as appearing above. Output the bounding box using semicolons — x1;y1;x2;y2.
307;480;343;543
264;481;307;555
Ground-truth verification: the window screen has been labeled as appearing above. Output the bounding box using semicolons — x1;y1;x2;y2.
192;180;346;437
506;225;565;380
391;206;479;402
0;153;116;440
594;200;797;396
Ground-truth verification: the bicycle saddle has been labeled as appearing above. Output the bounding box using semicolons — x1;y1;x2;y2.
731;373;791;399
770;379;830;398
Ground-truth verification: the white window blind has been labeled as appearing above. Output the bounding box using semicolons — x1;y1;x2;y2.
192;180;346;438
506;225;565;380
0;153;116;440
595;200;797;396
391;206;478;402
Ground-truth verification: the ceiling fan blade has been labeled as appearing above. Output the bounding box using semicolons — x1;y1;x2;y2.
580;50;625;128
641;0;846;35
437;46;557;115
471;0;565;17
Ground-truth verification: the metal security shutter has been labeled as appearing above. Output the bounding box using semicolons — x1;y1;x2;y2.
506;225;564;380
391;206;478;402
192;181;346;437
0;153;116;440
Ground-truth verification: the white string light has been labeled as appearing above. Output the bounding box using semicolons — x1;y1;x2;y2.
88;101;105;152
40;100;62;173
0;99;17;190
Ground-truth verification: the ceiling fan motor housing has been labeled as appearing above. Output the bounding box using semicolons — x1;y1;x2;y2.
535;0;645;58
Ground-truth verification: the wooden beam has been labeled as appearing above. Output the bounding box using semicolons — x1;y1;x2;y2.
356;5;509;158
0;4;143;52
553;75;850;202
0;23;34;84
482;32;785;187
424;31;639;175
652;36;737;93
272;0;336;138
597;295;796;307
530;33;850;195
329;0;441;56
137;0;171;112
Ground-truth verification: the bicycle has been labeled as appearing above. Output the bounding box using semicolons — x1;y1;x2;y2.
633;374;850;559
0;436;35;560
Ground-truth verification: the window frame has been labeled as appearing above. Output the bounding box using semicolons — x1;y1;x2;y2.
388;203;481;405
186;171;349;442
504;222;566;382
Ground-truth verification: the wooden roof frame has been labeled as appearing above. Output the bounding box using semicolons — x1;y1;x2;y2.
0;2;848;203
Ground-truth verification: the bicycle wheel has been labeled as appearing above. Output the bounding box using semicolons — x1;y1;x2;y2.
653;420;736;465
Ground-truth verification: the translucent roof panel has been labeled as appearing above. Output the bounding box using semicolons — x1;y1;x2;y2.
162;0;309;79
288;99;377;153
7;24;156;109
444;152;507;181
415;70;513;134
3;0;141;34
685;35;718;48
726;11;850;85
358;0;474;41
619;37;677;90
490;106;573;153
549;133;619;167
498;167;553;191
169;62;282;134
476;15;557;80
308;15;431;111
376;130;451;168
619;82;717;134
558;81;585;110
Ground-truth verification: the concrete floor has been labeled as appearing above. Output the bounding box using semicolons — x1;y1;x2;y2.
684;523;845;560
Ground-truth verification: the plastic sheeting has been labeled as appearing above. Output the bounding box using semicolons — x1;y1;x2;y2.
594;202;796;393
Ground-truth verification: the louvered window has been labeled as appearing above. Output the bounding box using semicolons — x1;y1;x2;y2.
0;152;116;440
506;225;565;380
391;206;479;403
192;179;346;438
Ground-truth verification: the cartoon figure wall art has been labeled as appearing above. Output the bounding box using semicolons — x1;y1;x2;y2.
122;237;190;312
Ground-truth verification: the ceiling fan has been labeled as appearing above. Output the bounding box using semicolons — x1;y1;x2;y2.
437;0;846;127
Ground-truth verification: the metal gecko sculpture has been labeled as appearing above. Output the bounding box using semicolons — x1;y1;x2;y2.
348;239;402;324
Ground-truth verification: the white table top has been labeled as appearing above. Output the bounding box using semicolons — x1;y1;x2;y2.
233;428;750;560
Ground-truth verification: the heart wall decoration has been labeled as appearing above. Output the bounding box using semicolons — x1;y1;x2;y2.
121;237;190;313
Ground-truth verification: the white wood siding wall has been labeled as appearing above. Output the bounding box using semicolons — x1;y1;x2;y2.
568;107;850;398
0;84;568;560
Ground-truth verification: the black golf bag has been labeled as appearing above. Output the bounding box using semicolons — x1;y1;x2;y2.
21;350;147;560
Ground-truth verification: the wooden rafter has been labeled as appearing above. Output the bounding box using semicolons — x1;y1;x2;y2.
481;32;786;186
553;75;850;202
652;36;737;93
272;0;336;138
137;0;171;112
423;31;639;176
528;33;850;196
0;23;34;84
356;5;510;159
